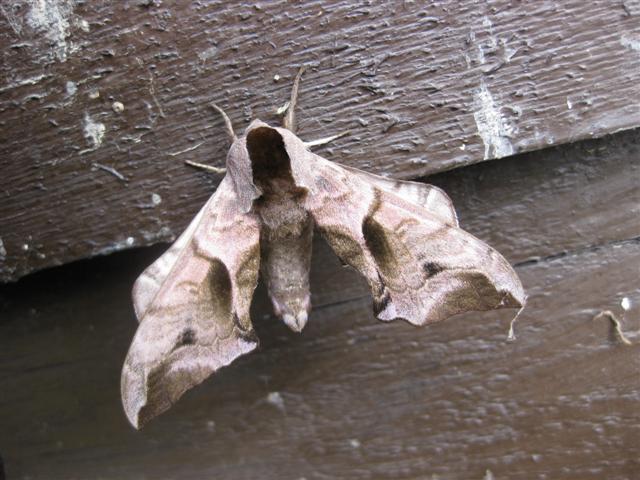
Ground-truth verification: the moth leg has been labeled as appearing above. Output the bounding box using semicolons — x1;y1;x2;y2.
283;66;306;133
211;103;237;142
305;131;350;148
183;103;237;174
185;160;226;174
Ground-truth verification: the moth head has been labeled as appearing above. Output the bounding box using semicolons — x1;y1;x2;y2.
225;120;315;212
245;123;294;189
222;119;270;212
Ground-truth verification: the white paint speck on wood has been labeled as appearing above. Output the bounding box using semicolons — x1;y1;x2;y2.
473;81;517;159
27;0;77;61
620;35;640;53
83;113;105;149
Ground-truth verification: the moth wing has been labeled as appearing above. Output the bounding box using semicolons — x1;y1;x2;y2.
305;157;525;325
132;194;216;322
341;164;458;226
121;176;261;429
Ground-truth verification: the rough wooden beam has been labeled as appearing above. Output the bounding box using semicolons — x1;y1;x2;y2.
1;1;640;281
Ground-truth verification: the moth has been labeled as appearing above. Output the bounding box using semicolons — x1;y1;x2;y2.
121;68;525;429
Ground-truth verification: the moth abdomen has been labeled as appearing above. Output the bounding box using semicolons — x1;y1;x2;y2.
260;216;313;333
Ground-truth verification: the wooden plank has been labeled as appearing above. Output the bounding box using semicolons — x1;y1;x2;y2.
0;228;638;479
2;0;640;281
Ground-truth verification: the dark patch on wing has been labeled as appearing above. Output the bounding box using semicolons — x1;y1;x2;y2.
321;227;364;267
170;327;196;353
368;187;383;217
232;312;254;336
239;328;260;345
362;213;398;278
207;258;232;316
179;328;196;346
235;243;261;291
362;199;400;318
372;277;392;316
423;262;444;278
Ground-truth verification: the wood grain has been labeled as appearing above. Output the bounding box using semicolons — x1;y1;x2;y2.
2;0;640;281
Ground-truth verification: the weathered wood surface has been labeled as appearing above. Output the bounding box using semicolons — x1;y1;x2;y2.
1;128;639;479
2;0;640;282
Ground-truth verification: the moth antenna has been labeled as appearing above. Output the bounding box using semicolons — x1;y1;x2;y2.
211;103;237;143
305;131;350;148
283;66;306;132
185;160;226;174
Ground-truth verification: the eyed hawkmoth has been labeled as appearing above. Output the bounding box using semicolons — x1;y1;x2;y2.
121;68;525;429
